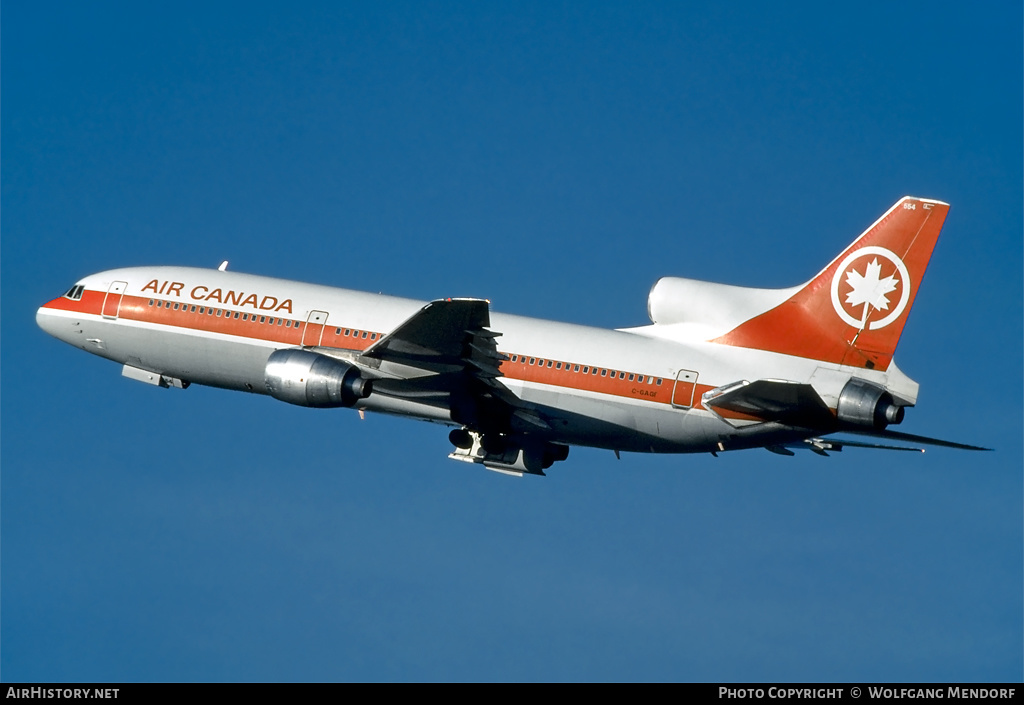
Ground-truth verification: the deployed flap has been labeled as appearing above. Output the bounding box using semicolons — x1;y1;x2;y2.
361;298;532;424
363;298;497;368
703;379;835;428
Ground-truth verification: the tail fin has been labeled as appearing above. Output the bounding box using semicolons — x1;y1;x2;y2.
712;197;950;370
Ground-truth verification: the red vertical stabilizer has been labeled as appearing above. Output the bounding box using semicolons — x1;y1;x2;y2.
712;197;950;370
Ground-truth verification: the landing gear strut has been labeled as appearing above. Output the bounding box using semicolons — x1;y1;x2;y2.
447;429;569;477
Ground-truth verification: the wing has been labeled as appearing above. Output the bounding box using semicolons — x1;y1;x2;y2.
703;379;835;428
363;298;497;371
703;378;990;453
359;298;546;431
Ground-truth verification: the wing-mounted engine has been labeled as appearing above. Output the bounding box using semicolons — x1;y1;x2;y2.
701;376;988;453
702;376;907;432
264;348;372;408
836;377;904;430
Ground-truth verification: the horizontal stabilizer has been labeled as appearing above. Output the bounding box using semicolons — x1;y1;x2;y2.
804;437;924;454
838;428;991;451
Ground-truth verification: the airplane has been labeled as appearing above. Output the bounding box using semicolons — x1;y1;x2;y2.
36;196;986;476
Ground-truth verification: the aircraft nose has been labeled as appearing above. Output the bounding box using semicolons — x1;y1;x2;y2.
36;303;75;343
37;304;58;335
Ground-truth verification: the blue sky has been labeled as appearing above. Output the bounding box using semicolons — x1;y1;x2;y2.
3;2;1021;682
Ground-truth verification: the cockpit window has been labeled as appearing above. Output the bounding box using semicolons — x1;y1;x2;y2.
62;285;85;301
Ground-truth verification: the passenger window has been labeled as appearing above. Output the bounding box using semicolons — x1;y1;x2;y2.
628;374;635;381
362;331;368;339
619;372;625;380
371;333;377;340
556;362;562;370
574;365;580;372
335;327;341;335
601;370;607;377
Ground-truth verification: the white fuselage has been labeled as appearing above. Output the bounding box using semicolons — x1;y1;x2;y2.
36;265;911;456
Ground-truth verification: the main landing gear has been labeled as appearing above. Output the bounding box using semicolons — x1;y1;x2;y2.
448;428;569;477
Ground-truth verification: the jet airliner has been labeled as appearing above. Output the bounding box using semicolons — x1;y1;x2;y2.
36;197;985;476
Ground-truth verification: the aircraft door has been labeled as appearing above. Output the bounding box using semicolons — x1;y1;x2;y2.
302;310;329;347
671;369;699;409
101;281;128;319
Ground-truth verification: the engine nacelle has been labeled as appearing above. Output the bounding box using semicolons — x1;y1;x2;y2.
837;378;905;430
264;349;372;408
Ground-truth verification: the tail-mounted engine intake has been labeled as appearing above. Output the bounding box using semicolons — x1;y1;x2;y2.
836;378;905;430
265;349;372;408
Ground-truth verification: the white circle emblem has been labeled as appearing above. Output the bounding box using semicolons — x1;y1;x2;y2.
830;246;911;330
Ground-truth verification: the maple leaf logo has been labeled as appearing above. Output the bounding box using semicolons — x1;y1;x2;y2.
844;257;900;329
829;246;911;331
